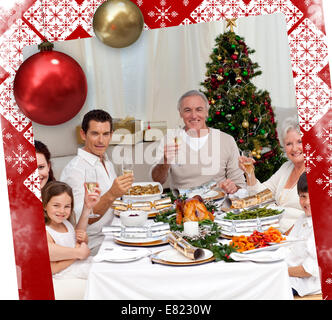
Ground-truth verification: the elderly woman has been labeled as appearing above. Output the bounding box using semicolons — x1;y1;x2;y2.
238;117;305;233
35;140;55;189
151;89;245;193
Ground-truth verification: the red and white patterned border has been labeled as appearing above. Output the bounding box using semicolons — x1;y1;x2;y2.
0;0;331;300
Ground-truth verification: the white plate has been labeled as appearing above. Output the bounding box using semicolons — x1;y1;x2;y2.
93;248;151;263
187;189;219;199
114;235;166;244
230;247;287;262
156;248;213;263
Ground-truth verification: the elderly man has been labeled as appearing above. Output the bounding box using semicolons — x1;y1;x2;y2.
61;109;133;255
151;90;245;194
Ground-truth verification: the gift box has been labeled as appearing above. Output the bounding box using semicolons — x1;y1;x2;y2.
111;117;143;145
143;121;167;141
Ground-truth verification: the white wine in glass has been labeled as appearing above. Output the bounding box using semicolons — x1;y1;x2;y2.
85;168;97;193
84;168;100;218
122;162;134;176
242;151;254;178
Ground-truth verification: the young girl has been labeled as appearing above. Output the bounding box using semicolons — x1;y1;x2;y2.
42;181;101;279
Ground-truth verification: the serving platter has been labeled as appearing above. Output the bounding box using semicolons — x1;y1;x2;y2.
122;182;163;203
150;248;215;266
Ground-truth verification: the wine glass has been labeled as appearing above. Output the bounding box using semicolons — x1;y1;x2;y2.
241;150;254;179
173;125;183;166
84;168;100;218
122;162;134;176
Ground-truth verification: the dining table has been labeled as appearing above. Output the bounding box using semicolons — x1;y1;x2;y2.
84;216;294;300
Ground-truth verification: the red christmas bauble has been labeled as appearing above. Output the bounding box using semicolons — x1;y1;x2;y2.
231;54;238;60
240;100;246;106
14;50;87;125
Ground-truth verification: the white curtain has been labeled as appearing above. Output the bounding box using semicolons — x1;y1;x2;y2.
76;12;297;129
24;13;297;156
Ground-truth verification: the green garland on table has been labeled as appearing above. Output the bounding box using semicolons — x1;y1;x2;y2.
155;207;237;262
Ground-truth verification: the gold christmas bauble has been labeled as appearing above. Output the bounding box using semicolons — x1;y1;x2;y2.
217;55;222;60
93;0;144;48
211;99;215;104
242;120;249;128
251;150;257;156
217;75;223;81
256;154;261;159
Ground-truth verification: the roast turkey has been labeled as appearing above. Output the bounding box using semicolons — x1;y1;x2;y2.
175;195;214;224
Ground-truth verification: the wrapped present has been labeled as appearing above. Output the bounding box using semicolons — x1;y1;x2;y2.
256;189;273;204
144;121;167;141
111;117;143;145
111;197;173;211
167;232;204;260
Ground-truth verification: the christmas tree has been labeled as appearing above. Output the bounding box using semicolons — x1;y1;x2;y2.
200;19;287;182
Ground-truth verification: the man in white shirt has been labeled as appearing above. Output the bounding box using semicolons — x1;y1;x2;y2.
61;109;133;255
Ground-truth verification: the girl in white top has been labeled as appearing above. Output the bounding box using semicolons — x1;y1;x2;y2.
238;117;305;233
42;181;101;279
285;173;321;297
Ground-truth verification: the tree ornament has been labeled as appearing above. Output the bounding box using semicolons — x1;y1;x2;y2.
254;117;258;122
240;100;246;106
13;41;87;126
217;55;222;60
231;54;238;60
93;0;144;48
242;70;248;76
217;75;224;81
260;129;266;134
211;99;215;104
256;154;261;159
236;76;242;83
226;18;237;32
216;111;221;115
242;120;249;128
239;139;244;143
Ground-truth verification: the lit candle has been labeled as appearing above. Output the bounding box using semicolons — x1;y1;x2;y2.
183;221;199;237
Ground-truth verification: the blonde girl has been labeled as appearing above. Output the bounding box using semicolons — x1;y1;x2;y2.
42;181;100;278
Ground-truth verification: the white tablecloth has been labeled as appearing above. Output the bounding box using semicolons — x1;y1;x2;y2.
84;217;293;300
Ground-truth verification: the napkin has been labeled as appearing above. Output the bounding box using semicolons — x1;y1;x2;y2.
230;247;287;262
93;248;151;262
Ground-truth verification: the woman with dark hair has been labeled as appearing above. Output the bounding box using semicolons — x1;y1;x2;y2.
34;140;55;188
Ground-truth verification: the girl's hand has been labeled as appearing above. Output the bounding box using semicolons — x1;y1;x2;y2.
84;184;101;209
76;229;88;244
75;242;90;260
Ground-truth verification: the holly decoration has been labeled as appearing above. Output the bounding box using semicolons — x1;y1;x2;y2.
200;29;286;182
